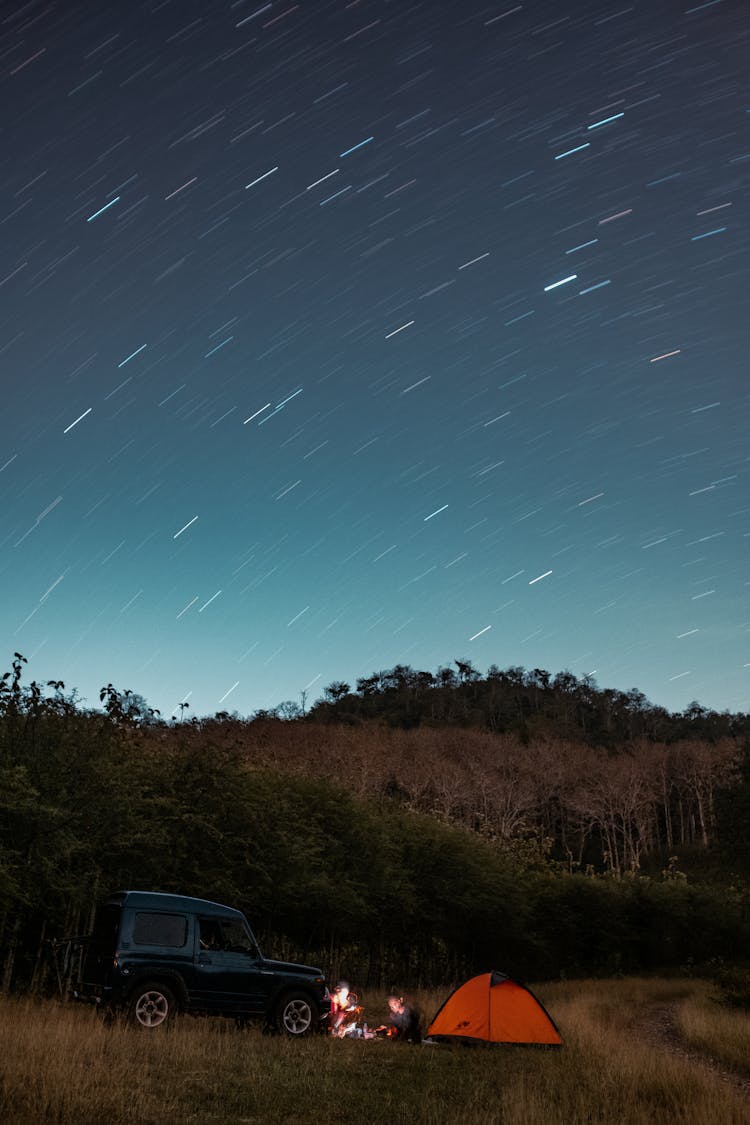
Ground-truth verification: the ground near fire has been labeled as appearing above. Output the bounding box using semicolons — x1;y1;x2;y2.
0;656;749;1119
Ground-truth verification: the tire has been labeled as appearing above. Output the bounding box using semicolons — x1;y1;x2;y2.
127;981;178;1029
274;991;317;1037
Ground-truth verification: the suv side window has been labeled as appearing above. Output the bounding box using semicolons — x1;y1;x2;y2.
133;912;188;948
198;916;255;954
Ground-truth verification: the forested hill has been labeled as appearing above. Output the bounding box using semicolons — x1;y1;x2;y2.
1;653;749;994
297;661;750;745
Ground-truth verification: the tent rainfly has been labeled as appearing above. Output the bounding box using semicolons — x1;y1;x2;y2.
426;971;563;1046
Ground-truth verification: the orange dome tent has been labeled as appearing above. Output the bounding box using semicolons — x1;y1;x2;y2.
426;971;562;1046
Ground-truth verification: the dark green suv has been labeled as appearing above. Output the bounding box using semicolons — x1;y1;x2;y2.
69;890;330;1033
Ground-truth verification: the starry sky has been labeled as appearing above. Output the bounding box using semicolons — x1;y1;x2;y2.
2;0;748;720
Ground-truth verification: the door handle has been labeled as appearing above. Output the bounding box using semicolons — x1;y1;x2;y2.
198;954;212;964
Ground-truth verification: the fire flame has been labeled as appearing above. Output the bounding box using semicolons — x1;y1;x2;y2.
329;983;369;1037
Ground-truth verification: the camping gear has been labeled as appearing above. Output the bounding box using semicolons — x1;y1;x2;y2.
426;971;562;1046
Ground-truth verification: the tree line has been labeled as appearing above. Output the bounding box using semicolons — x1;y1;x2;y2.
297;660;750;746
0;654;748;994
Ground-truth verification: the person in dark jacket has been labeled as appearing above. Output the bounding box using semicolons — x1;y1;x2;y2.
387;994;422;1043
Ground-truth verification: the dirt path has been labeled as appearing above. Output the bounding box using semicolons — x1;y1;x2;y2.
634;1002;750;1101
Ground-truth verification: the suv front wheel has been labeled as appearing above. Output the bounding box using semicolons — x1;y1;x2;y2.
127;981;177;1028
275;991;317;1036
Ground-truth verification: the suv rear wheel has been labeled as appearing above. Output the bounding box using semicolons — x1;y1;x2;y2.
275;991;317;1036
127;981;177;1028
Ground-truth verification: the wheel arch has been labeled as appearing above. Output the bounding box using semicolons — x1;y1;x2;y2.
122;971;189;1011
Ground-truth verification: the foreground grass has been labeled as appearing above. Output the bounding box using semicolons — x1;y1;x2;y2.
677;981;750;1075
0;980;747;1124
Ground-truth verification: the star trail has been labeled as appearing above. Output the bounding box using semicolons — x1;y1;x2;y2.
1;0;748;718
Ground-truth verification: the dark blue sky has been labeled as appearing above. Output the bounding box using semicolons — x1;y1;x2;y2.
2;0;748;718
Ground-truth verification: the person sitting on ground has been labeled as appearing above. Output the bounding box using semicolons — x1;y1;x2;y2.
386;994;422;1043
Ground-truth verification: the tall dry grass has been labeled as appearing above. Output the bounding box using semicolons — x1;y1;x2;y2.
0;981;747;1124
676;981;750;1076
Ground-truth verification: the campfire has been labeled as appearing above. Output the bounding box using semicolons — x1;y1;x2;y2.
329;982;374;1039
328;983;419;1042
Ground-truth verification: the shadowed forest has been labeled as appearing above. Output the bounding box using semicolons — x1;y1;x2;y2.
1;654;749;994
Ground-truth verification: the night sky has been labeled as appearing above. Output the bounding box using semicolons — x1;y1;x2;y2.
2;0;748;720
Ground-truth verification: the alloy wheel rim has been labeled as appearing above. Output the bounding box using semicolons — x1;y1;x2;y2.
284;999;312;1034
136;991;169;1027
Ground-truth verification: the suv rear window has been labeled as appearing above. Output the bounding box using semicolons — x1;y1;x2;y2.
133;912;187;948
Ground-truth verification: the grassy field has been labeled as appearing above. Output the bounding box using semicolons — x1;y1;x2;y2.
677;981;750;1075
0;979;747;1124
